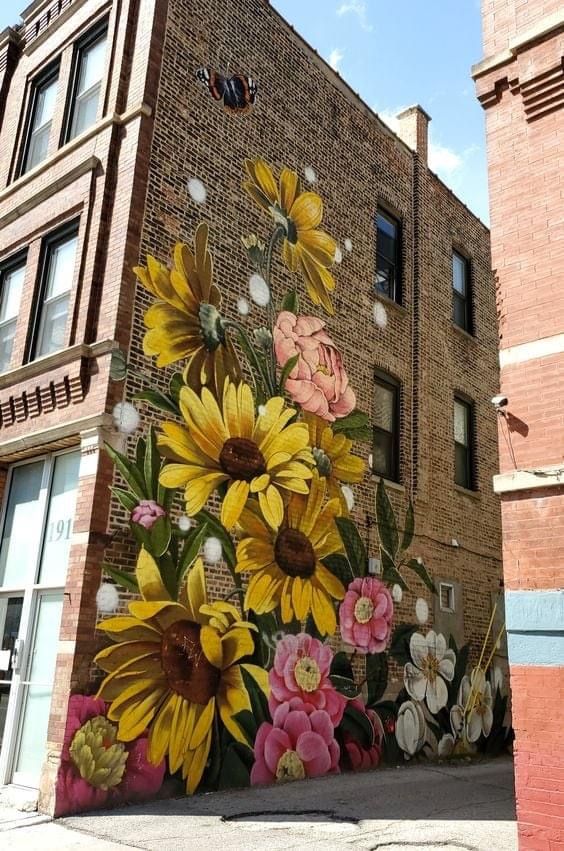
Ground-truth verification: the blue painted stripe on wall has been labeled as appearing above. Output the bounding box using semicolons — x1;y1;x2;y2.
507;631;564;666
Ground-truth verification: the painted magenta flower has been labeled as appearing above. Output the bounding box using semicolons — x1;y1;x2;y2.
94;550;268;794
251;698;340;785
133;222;240;397
404;630;455;714
131;500;166;530
339;577;394;654
158;378;313;531
55;694;165;816
341;699;384;772
304;413;365;509
269;632;346;725
236;473;346;636
395;700;426;756
458;667;493;742
274;313;356;422
243;158;337;314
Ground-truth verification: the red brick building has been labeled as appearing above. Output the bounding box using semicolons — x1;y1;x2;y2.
473;2;564;849
0;0;502;814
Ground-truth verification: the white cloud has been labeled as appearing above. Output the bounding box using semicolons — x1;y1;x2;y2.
336;1;373;32
328;48;344;72
378;107;403;134
428;141;462;176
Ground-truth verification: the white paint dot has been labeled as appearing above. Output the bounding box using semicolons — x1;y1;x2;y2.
96;583;119;613
415;597;429;624
392;584;403;603
373;301;388;329
203;536;222;564
249;273;270;306
334;246;343;264
187;177;207;204
178;515;193;532
344;238;353;252
341;485;354;511
304;166;317;184
416;556;423;565
258;404;267;417
112;401;140;434
237;297;250;316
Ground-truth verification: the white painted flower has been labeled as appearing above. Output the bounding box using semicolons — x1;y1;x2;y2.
438;733;455;758
490;664;504;694
450;704;464;738
249;273;270;306
404;630;455;714
392;584;403;603
203;536;222;564
112;401;140;434
344;238;353;252
304;166;317;185
237;297;250;316
415;597;429;624
187;177;207;204
96;583;119;614
177;514;193;532
373;301;388;329
341;485;354;511
395;700;426;756
458;667;493;742
334;246;343;264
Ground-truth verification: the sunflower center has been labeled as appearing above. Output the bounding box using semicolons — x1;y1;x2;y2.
69;716;128;790
161;620;220;704
312;446;332;477
198;303;225;351
219;437;266;481
275;750;306;782
294;656;321;692
354;596;375;624
274;528;316;578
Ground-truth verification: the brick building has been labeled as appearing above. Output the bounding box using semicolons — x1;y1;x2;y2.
473;2;564;849
0;0;501;814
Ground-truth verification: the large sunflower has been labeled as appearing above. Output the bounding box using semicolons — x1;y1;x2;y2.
95;550;267;794
236;473;345;636
133;221;240;397
304;413;365;509
243;158;337;315
158;378;314;531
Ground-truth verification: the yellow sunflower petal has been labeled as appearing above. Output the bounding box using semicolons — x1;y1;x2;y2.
221;479;250;530
311;586;337;636
279;167;299;212
200;624;223;668
221;626;255;668
136;548;171;602
289;191;323;230
249;472;270;492
186;471;228;516
185;727;213;794
110;681;167;741
237;505;271;540
95;641;161;673
300;472;326;535
244;570;283;613
298;228;337;266
315;562;346;600
168;696;190;773
190;698;215;749
159;464;192;489
235;538;276;574
181;557;207;622
282;238;299;272
236;381;255;438
280;577;294;623
147;693;178;764
252;158;279;205
217;666;252;743
97;616;161;643
258;485;284;531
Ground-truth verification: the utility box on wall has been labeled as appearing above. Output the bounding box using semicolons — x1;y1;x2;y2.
433;578;464;649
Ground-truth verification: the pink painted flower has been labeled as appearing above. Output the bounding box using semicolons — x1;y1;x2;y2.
131;500;166;529
339;577;394;654
251;698;340;785
341;698;384;772
269;632;346;726
55;695;165;816
273;312;356;422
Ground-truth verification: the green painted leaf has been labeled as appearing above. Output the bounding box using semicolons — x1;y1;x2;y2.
389;623;419;665
232;709;257;747
110;487;138;513
149;515;172;558
304;612;324;642
340;703;374;749
329;674;360;699
332;409;370;435
132;390;180;416
281;289;299;312
218;742;253;790
381;549;408;591
376;478;399;558
241;666;269;727
104;442;146;500
321;553;353;588
135;437;146;473
130;520;152;551
279;353;299;392
341;425;373;443
335;516;367;577
177;522;208;583
405;557;436;594
157;552;177;599
144;427;161;500
330;651;353;680
401;500;415;553
366;652;389;706
169;372;185;405
195;510;236;568
102;563;138;592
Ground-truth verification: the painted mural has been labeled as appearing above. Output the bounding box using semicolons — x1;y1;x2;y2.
55;157;511;814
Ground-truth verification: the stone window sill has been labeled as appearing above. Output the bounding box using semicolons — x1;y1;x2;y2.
454;483;481;501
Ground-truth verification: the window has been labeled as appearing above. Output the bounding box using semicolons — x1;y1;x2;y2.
452;251;472;332
372;371;400;482
439;582;455;613
65;25;107;141
0;256;25;373
454;396;475;490
21;66;59;174
31;226;78;360
376;210;401;303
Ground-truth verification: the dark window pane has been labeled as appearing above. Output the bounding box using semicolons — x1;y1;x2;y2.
374;383;394;432
376;257;394;299
452;253;467;295
373;374;399;482
373;429;393;479
454;397;474;489
453;292;467;329
33;231;77;360
375;210;400;303
455;443;470;488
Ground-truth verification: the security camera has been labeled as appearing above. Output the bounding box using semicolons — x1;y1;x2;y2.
491;395;508;408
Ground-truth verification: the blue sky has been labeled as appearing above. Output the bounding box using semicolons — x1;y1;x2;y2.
0;0;489;223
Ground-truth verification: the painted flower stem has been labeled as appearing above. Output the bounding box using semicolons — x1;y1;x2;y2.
223;319;275;399
263;225;285;392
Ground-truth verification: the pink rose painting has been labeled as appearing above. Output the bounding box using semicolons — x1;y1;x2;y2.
273;312;356;422
269;632;347;726
251;698;340;785
55;694;165;816
339;577;394;654
341;699;384;772
131;500;166;529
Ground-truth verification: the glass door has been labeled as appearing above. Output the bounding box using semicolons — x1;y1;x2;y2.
0;450;80;788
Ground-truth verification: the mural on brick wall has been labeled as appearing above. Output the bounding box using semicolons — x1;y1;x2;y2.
55;158;511;814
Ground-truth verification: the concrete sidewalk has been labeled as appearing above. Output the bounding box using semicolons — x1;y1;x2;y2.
2;757;517;850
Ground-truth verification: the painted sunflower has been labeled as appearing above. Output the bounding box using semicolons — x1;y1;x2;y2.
95;550;267;794
133;221;240;397
243;158;337;315
304;413;365;509
158;378;314;531
236;473;345;636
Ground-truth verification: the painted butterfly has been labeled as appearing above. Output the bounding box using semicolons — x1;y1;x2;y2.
196;67;257;114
